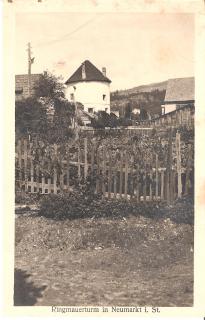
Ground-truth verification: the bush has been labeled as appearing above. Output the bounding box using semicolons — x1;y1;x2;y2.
38;189;163;221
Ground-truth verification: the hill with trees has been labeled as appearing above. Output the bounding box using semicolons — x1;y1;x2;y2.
111;80;167;118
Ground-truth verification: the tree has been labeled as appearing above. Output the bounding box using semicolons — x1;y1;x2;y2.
140;108;148;120
91;111;118;129
124;102;132;119
34;71;65;99
15;97;48;139
15;70;75;143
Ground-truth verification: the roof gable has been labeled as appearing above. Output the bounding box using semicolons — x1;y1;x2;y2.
65;60;111;84
164;77;195;103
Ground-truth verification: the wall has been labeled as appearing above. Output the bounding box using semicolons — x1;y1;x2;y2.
162;103;176;115
65;81;110;113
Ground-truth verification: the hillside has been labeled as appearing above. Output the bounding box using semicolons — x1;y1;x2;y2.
111;80;167;117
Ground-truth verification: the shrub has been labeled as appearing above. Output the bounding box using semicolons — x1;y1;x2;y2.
38;188;163;221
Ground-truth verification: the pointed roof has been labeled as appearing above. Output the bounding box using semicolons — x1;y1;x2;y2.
65;60;111;85
164;77;195;103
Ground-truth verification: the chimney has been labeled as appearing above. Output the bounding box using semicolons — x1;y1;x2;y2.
82;63;86;80
102;67;106;77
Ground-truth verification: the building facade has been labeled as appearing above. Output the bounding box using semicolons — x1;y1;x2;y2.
161;77;194;115
65;60;111;114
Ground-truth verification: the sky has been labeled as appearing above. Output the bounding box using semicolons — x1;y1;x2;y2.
15;12;194;91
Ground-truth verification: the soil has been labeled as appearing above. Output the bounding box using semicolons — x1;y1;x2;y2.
14;211;193;306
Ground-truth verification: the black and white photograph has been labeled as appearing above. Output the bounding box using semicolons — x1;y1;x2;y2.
9;2;197;310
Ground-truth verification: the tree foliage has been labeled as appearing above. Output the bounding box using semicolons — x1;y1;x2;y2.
34;71;65;99
15;70;75;143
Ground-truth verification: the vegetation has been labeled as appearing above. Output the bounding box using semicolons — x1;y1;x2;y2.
15;71;75;144
111;89;166;117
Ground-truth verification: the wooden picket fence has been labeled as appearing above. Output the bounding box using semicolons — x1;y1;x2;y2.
15;131;194;203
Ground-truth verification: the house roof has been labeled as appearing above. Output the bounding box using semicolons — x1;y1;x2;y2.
164;77;195;103
65;60;111;85
15;74;41;95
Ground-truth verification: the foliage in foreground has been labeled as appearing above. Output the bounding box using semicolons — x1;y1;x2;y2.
38;191;193;225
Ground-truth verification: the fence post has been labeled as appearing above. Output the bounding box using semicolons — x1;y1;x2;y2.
176;132;182;198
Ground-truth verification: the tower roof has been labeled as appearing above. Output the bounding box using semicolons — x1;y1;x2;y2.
65;60;111;85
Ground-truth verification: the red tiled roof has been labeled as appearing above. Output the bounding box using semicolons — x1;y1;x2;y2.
65;60;111;84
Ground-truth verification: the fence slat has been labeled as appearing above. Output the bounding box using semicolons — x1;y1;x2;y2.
53;144;58;194
113;164;117;198
96;149;100;194
102;146;106;197
161;170;164;200
84;138;88;179
66;148;70;190
41;158;45;194
185;144;192;195
47;161;51;194
155;154;159;199
134;164;140;202
30;144;34;193
23;139;28;191
108;150;112;199
17;140;22;190
176;132;182;198
119;152;123;198
78;144;81;180
130;156;134;200
150;171;153;201
124;154;129;199
143;166;147;201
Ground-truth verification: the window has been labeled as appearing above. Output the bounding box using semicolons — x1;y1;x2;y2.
70;93;74;101
103;94;106;101
88;108;93;113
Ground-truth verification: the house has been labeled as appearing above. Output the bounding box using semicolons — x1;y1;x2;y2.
65;60;111;114
132;107;140;115
15;74;41;101
161;77;194;115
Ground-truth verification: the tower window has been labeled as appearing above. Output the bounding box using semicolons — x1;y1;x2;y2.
103;94;106;101
88;108;93;113
70;93;74;101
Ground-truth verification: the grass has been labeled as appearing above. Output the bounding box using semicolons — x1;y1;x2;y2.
15;200;193;306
